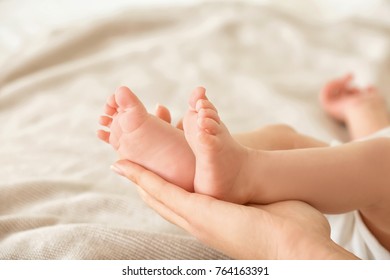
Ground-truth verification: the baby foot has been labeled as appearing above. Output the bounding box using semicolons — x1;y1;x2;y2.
98;86;195;191
183;88;255;203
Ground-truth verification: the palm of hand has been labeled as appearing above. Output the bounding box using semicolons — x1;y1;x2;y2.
250;201;332;259
194;200;333;260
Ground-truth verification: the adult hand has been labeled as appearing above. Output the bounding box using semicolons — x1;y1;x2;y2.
112;160;358;259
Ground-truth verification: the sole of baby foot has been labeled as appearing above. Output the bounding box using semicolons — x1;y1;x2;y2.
183;87;256;204
98;86;195;191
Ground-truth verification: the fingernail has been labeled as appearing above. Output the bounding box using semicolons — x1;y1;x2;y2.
110;164;124;177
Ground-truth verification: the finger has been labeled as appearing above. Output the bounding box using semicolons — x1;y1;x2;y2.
112;160;216;236
136;186;191;233
325;73;354;97
343;73;354;84
112;160;219;227
112;160;197;223
155;104;172;124
136;180;246;257
341;73;355;93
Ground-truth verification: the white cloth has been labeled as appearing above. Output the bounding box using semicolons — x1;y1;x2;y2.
327;127;390;260
2;0;390;259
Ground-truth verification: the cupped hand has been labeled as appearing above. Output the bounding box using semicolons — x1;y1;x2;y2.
112;160;358;260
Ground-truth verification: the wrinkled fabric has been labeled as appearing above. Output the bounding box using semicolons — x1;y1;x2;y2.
1;1;390;259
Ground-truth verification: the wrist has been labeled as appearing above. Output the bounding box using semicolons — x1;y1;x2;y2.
320;240;359;260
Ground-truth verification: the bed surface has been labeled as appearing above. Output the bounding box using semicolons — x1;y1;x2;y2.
1;0;389;259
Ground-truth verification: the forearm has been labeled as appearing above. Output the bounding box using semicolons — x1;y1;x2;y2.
255;138;390;213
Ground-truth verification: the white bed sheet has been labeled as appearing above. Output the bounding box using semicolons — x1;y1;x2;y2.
0;0;389;259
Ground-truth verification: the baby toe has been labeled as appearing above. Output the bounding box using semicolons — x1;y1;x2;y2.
198;108;220;124
97;130;110;143
197;117;220;135
99;115;112;127
115;86;142;110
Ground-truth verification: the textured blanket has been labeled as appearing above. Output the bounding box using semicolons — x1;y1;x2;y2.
1;1;389;259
